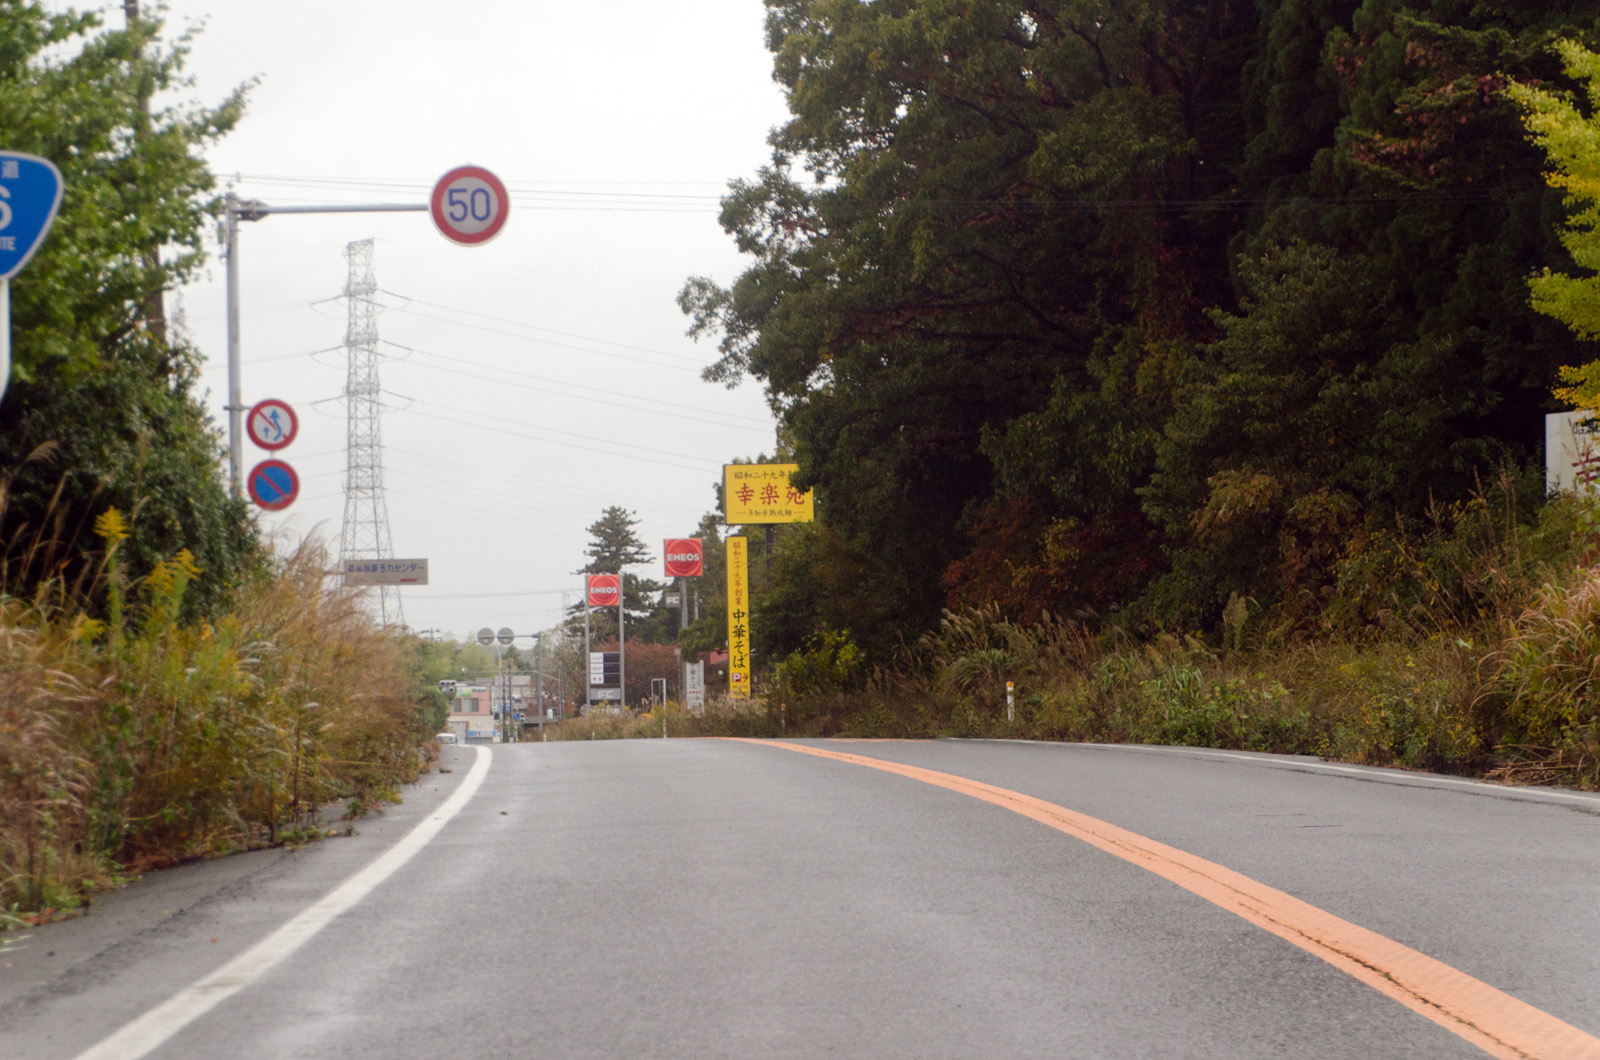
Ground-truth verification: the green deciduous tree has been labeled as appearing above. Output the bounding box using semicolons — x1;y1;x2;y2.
690;0;1597;643
0;2;258;612
1510;38;1600;410
683;0;1256;646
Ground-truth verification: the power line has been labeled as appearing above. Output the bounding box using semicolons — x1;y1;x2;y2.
397;400;725;470
381;340;773;432
378;290;710;367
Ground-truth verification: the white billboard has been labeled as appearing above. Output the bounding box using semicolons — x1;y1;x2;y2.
1547;412;1600;495
343;558;429;586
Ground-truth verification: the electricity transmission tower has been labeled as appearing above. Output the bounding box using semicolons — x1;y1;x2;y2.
337;239;405;627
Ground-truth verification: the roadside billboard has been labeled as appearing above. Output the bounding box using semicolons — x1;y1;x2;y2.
726;536;750;697
723;464;815;525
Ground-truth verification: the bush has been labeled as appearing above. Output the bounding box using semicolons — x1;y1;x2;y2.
1489;568;1600;786
0;519;439;912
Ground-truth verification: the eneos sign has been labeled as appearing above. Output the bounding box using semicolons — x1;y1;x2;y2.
586;573;621;608
663;538;704;578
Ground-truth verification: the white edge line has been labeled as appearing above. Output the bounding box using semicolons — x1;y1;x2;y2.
1032;741;1600;806
71;745;493;1060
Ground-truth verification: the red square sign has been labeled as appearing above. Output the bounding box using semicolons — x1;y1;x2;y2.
586;573;621;607
663;538;704;577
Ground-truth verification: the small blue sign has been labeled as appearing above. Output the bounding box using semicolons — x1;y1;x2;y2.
246;458;299;511
0;152;63;281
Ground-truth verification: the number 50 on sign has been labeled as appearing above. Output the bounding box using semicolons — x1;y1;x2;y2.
430;165;509;246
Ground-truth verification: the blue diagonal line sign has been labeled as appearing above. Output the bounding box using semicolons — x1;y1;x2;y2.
246;459;299;511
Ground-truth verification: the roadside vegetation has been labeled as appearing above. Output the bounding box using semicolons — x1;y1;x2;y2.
599;21;1600;796
0;7;445;919
0;520;446;916
574;480;1600;791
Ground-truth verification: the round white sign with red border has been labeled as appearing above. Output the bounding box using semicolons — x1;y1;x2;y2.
431;165;509;246
246;398;298;451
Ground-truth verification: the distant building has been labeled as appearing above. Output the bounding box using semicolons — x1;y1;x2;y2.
448;686;496;744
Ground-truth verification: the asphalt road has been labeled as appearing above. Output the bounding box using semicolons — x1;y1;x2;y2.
3;738;1598;1059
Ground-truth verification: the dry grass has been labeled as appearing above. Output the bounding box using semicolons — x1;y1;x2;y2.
0;522;437;913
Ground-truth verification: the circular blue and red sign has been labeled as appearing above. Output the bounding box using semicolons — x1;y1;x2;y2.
246;459;299;511
246;398;298;451
430;165;509;246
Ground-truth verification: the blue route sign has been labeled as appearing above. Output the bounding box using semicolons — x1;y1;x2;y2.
0;151;64;280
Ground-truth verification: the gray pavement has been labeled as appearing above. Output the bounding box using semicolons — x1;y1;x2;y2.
2;739;1596;1059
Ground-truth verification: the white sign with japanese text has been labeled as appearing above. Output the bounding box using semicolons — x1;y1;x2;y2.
342;558;429;585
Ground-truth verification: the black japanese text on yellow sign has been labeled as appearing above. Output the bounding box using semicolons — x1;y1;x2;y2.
723;464;815;525
726;536;751;698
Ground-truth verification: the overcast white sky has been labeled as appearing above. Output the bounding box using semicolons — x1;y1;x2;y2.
125;0;788;640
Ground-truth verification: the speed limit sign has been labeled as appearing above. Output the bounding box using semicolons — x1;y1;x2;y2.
430;165;509;245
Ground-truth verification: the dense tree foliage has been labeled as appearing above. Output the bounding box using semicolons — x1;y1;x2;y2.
0;3;257;610
1511;38;1600;411
685;0;1599;651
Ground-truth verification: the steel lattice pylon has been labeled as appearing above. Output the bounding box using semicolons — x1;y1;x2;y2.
337;239;405;627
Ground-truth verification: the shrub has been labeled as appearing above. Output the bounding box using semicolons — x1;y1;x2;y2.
0;520;438;912
1489;568;1600;786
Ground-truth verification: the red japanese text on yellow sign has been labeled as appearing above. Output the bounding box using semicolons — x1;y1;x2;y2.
723;463;815;525
726;536;751;698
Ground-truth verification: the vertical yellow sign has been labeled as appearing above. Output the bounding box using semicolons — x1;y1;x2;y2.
726;536;751;698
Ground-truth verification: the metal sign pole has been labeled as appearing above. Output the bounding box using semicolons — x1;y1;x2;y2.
618;586;626;712
0;279;9;406
224;194;244;494
222;196;428;498
680;574;689;708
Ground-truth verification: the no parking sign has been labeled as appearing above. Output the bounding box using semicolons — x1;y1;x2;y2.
246;459;299;511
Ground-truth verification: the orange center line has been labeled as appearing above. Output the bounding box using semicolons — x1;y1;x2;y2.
728;738;1600;1060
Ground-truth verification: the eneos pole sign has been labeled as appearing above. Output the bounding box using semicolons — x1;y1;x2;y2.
663;538;704;578
431;165;509;246
585;573;621;608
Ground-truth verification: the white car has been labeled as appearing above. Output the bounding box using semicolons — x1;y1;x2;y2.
435;732;458;744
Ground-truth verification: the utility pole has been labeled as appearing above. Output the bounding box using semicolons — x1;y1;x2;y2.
559;592;568;722
124;1;166;346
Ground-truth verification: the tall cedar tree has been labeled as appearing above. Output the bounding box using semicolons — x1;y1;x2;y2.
575;506;671;642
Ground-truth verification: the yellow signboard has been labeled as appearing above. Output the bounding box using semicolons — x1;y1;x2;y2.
724;463;815;525
726;536;751;698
